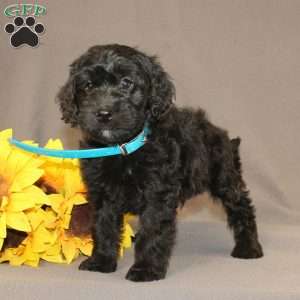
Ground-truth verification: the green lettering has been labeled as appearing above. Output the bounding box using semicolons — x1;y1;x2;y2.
3;3;46;18
34;4;46;16
22;4;33;16
4;4;20;17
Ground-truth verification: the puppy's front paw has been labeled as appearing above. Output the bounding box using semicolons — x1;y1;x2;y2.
231;239;263;259
125;263;166;282
79;256;117;273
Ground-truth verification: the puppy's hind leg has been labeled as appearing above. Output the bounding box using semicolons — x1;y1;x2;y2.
209;138;263;259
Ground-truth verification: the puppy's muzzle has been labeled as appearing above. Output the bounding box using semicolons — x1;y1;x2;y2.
96;110;113;123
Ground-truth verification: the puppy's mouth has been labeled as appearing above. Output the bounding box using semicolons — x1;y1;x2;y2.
84;124;145;146
80;109;147;145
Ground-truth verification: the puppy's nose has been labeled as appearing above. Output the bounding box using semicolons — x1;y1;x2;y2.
96;110;113;122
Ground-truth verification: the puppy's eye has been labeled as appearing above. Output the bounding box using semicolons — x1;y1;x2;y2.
120;78;134;90
84;80;93;91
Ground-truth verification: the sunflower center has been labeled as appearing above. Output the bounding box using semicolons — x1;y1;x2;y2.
0;175;9;198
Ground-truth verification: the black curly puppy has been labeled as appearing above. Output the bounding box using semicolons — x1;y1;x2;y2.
56;44;263;282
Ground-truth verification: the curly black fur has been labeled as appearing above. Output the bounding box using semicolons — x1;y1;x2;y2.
56;44;263;282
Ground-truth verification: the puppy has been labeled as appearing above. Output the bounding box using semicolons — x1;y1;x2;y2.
57;44;263;282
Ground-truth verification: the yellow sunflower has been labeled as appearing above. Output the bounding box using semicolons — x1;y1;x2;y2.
0;129;47;250
0;134;135;266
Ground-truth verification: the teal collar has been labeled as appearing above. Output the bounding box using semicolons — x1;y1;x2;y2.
9;124;150;159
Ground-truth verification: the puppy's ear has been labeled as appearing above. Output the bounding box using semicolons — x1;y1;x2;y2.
56;49;100;127
136;54;175;121
56;73;78;127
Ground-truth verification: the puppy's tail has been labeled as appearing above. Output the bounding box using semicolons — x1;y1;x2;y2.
230;137;242;172
231;137;247;190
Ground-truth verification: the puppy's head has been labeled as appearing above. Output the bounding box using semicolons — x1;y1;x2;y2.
56;44;175;144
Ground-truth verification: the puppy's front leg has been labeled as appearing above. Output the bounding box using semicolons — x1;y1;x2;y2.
126;205;177;282
79;205;123;273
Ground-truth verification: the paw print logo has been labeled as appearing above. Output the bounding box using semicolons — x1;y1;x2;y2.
4;16;45;48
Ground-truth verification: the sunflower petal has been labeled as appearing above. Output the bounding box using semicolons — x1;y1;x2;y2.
10;168;44;192
41;253;64;263
61;239;77;264
8;192;37;212
0;212;7;238
64;167;86;199
48;194;64;213
43;209;58;229
43;139;64;164
71;193;87;205
4;148;29;178
0;128;13;140
62;214;71;229
27;209;46;231
45;139;63;149
6;147;39;175
23;241;40;263
79;240;93;256
121;223;134;249
41;239;64;264
9;254;26;266
6;211;31;232
24;259;40;267
0;248;12;263
32;225;54;253
23;185;50;206
0;196;9;209
0;141;12;172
